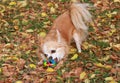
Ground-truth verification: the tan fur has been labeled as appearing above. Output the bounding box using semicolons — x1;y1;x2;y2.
40;3;92;69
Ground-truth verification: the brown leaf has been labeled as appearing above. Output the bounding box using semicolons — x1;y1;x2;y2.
2;64;17;77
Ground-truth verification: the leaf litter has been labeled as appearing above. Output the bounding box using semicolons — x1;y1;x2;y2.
0;0;120;83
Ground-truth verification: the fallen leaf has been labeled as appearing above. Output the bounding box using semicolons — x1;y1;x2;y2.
105;65;112;69
71;53;78;60
71;0;78;2
17;0;27;8
15;80;23;83
80;71;86;80
94;63;112;69
69;48;77;54
98;55;110;62
39;31;46;38
39;78;44;83
46;67;54;72
84;79;90;83
0;4;5;13
90;74;96;79
114;0;120;2
29;64;36;69
105;77;113;81
109;80;117;83
26;29;34;33
41;12;48;17
0;68;2;73
94;63;104;68
112;44;120;51
9;1;16;6
47;2;53;7
50;7;56;14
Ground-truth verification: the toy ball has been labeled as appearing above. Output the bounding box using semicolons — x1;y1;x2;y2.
43;59;57;67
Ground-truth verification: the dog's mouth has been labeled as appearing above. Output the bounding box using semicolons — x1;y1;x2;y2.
49;56;58;63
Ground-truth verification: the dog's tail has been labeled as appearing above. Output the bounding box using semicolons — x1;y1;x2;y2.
70;3;92;31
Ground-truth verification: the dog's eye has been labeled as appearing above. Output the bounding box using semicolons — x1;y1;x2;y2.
51;50;56;53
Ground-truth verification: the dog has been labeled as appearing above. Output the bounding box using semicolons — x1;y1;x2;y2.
40;2;92;69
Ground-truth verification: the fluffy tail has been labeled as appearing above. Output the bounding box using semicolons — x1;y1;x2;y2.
70;3;92;31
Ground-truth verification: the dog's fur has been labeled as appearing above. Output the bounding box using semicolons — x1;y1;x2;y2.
40;3;92;67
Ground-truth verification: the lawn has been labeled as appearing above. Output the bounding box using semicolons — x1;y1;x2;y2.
0;0;120;83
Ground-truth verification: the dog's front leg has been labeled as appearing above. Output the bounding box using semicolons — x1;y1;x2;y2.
54;56;67;70
38;53;46;65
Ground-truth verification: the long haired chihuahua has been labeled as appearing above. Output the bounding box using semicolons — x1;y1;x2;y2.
40;2;92;68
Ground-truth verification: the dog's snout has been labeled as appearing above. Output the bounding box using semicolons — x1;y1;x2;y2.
49;56;53;59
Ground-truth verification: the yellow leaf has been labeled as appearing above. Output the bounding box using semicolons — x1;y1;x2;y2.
113;44;120;51
41;12;47;17
90;74;96;79
71;54;78;60
0;68;2;73
98;55;110;62
43;21;51;25
109;28;116;36
69;48;77;54
39;78;44;82
0;4;5;13
111;11;117;15
46;67;54;72
14;26;19;30
84;79;90;83
15;80;23;83
109;80;117;83
9;1;16;6
105;77;113;81
105;65;112;69
29;64;36;69
94;63;104;68
106;13;112;18
26;29;34;33
50;7;56;14
47;2;53;7
55;4;58;8
39;31;46;38
114;0;120;2
17;0;27;8
71;0;78;2
110;24;115;28
80;71;86;80
82;42;89;49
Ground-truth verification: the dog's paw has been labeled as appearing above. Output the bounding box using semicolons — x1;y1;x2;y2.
78;48;81;53
54;60;64;70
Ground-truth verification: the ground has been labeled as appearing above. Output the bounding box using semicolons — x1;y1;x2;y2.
0;0;120;83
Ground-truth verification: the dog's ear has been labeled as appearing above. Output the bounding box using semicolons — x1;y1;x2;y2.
56;30;62;43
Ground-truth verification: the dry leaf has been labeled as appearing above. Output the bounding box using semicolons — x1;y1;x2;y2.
29;64;36;69
80;71;86;80
46;67;54;72
105;77;113;81
41;12;48;17
69;48;77;54
9;1;16;6
15;80;23;83
26;29;34;33
71;54;78;60
50;7;56;14
90;74;96;79
39;31;46;38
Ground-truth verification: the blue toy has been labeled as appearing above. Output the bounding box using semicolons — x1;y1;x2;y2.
43;59;57;67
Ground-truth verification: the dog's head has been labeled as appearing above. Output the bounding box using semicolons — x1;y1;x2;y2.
41;30;68;61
